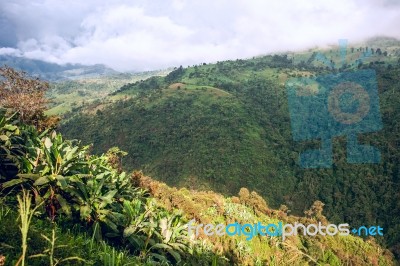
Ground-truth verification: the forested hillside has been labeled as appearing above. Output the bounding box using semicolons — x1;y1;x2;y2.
1;66;395;265
60;38;400;255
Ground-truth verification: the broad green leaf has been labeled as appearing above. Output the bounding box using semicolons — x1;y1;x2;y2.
56;175;68;189
34;175;51;186
44;137;52;149
3;125;17;131
127;235;144;249
167;249;181;263
102;218;118;232
80;205;91;220
17;173;40;181
150;243;173;250
38;128;50;139
100;190;117;205
74;180;89;200
123;225;137;238
56;194;71;216
41;165;51;176
1;178;26;188
65;146;78;161
149;253;169;263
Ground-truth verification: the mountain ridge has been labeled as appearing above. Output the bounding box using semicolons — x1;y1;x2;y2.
0;54;118;81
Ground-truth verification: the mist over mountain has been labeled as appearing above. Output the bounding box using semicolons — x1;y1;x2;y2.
1;0;400;71
0;54;118;81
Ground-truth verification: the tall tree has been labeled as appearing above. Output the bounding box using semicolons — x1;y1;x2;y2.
0;66;58;130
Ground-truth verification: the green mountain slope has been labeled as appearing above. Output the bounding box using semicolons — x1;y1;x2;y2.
46;69;171;116
0;108;395;265
60;38;400;255
61;64;296;206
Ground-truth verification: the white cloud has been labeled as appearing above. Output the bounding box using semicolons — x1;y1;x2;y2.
0;0;399;71
171;0;186;11
0;47;21;56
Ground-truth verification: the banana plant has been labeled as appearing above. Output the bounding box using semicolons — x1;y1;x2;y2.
123;198;156;250
0;111;24;181
22;132;90;219
66;172;121;236
33;132;89;179
122;199;192;264
147;211;192;264
0;110;50;192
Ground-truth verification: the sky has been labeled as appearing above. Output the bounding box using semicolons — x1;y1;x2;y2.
0;0;399;72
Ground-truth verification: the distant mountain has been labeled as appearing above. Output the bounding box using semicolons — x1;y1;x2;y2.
365;36;400;48
0;54;118;81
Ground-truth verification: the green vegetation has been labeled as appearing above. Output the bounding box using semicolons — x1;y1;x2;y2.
0;109;395;265
0;62;397;265
60;37;400;259
46;70;171;116
0;109;224;265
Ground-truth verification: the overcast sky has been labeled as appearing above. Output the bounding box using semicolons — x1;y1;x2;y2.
0;0;399;71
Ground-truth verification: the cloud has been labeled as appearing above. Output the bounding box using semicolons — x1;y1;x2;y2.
0;47;21;56
0;0;399;71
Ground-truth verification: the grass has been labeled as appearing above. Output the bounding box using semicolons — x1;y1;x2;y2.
16;190;44;266
0;205;142;265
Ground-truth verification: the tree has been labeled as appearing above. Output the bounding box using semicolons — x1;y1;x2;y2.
165;65;184;83
106;146;128;173
0;66;58;130
304;200;327;223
